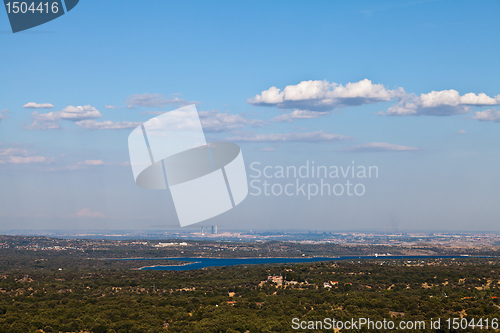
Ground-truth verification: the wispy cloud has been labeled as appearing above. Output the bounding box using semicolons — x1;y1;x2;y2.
25;105;102;130
47;159;130;171
199;110;263;132
472;109;500;122
337;142;420;153
248;79;404;112
226;131;351;142
140;109;262;132
76;208;106;218
126;93;200;108
105;105;121;109
75;120;142;130
141;111;165;115
0;145;53;164
271;110;329;123
23;102;54;109
78;159;105;166
0;109;10;121
248;147;276;152
24;105;142;130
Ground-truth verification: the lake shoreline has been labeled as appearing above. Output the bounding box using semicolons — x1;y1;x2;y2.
115;255;491;271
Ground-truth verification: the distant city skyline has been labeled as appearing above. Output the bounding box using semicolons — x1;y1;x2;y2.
1;1;499;232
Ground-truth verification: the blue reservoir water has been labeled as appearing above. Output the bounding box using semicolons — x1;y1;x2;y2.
121;255;478;271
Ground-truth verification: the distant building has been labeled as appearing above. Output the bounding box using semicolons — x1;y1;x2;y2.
268;275;283;285
389;311;405;318
154;242;188;247
201;225;218;235
324;281;339;288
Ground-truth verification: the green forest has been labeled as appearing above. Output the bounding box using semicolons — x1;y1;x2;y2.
1;235;500;332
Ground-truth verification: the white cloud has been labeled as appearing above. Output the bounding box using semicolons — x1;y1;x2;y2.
248;79;404;111
23;102;54;109
105;105;121;109
338;142;420;153
76;208;106;218
126;93;200;108
387;90;500;116
457;129;466;134
250;79;500;118
198;110;263;132
56;105;102;121
0;146;53;164
460;93;500;105
25;105;142;130
472;109;500;122
271;110;329;122
25;105;102;130
226;130;351;142
75;120;142;130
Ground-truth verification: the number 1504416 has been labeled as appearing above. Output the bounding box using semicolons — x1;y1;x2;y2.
5;2;59;14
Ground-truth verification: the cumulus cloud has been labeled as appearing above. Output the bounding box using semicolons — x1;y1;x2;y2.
56;105;101;121
249;79;500;118
387;90;500;116
75;119;142;130
25;105;102;130
248;79;404;111
198;110;263;132
23;102;54;109
337;142;420;153
0;146;53;164
126;93;200;108
226;131;351;142
271;110;329;123
76;208;106;218
472;109;500;122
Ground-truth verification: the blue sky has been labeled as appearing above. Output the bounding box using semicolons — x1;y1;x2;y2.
1;0;499;232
